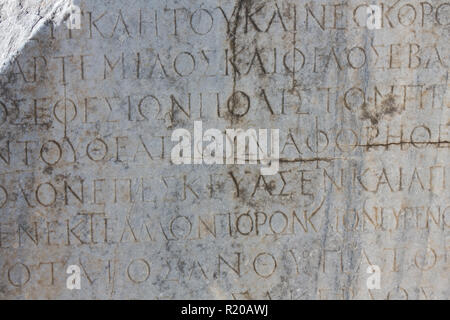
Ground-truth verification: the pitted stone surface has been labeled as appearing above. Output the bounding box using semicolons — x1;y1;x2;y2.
0;0;448;299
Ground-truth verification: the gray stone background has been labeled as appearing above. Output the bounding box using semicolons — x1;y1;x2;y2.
0;0;448;299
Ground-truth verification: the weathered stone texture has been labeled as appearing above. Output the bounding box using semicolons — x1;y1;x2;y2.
0;0;448;299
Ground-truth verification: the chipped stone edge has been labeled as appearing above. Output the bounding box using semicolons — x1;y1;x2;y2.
0;0;73;73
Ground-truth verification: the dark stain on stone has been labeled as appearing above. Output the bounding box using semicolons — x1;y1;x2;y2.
360;93;400;125
43;166;53;175
226;0;251;126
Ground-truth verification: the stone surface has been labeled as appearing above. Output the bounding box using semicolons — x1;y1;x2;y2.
0;0;448;299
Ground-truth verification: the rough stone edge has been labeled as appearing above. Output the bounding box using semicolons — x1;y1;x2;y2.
0;0;72;73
